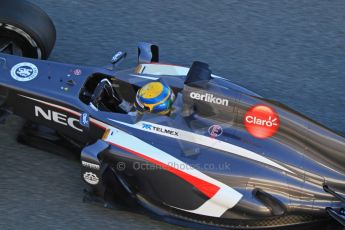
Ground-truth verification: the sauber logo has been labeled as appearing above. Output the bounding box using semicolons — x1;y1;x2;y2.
244;105;280;138
35;106;83;132
190;92;229;106
10;62;38;82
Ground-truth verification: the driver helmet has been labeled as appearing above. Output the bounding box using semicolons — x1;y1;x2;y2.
135;81;175;115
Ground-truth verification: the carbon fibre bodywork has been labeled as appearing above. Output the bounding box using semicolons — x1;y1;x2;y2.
0;51;344;229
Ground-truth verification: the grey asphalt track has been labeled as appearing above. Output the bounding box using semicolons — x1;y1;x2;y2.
1;0;345;229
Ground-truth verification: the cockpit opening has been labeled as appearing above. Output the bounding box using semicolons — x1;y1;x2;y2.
79;73;137;113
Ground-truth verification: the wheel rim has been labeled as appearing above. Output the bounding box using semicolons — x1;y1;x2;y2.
0;38;23;56
0;23;42;59
0;27;27;106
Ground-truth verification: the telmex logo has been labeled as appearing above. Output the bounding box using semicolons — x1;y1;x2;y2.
142;123;179;136
190;92;229;106
244;105;280;138
35;106;83;132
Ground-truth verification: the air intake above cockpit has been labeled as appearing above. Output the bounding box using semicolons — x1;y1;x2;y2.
184;61;212;87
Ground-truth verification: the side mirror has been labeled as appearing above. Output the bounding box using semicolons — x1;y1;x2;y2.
107;51;127;70
137;42;159;64
111;51;127;65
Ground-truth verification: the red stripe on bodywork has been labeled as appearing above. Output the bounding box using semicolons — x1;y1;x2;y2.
90;120;107;130
107;141;220;199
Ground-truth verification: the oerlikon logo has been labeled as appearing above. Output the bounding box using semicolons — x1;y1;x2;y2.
244;105;280;138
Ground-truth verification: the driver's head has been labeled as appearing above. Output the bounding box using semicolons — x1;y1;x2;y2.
135;81;175;115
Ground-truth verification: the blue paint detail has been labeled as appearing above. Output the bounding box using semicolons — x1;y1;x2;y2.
152;100;170;112
80;113;90;127
142;123;152;130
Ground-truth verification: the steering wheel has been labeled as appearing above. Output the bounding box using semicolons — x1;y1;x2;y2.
90;79;121;109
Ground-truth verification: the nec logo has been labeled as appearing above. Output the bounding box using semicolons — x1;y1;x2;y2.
35;106;83;132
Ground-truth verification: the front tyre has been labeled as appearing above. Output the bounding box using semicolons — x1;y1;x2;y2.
0;0;56;59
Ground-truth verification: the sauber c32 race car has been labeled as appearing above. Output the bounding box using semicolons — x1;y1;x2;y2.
0;1;344;229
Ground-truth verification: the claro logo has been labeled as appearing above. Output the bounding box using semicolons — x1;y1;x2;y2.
245;115;278;127
190;92;229;106
35;106;83;132
244;105;280;139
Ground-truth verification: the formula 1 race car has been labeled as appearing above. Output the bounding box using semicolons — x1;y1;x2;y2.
1;1;344;229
